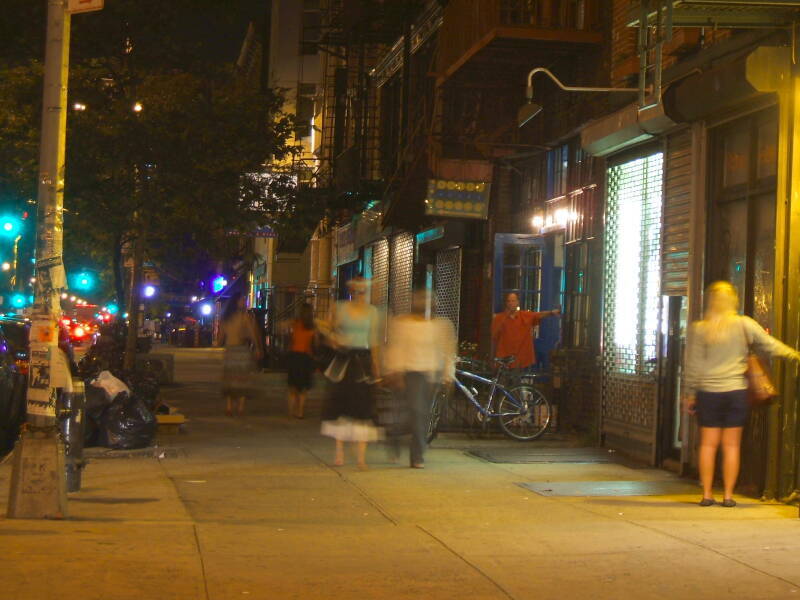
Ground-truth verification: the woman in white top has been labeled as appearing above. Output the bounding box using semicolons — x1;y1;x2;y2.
320;278;382;469
684;281;800;507
384;289;456;468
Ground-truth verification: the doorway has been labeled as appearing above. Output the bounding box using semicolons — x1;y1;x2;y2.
707;108;778;495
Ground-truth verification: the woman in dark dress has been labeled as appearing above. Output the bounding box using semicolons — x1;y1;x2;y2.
285;303;316;419
320;278;381;469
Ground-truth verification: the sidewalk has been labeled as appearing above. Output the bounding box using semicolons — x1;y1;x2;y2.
1;346;799;600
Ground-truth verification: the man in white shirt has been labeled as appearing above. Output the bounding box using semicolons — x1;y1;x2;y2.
384;289;456;468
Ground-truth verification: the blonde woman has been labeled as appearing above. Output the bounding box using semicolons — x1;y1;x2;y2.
684;281;800;507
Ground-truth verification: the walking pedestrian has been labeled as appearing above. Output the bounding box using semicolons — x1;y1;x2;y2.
320;278;381;469
285;303;316;419
384;289;455;468
684;281;800;507
491;292;559;375
217;293;262;417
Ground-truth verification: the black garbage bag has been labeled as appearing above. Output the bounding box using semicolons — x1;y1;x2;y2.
83;383;112;447
102;392;157;450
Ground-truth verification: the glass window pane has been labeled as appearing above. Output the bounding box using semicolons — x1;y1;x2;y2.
757;120;777;180
503;244;521;266
503;267;520;290
723;129;750;188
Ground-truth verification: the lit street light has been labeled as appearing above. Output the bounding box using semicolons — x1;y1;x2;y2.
133;102;143;112
1;263;10;272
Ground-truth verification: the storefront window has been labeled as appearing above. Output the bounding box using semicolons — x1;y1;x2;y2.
502;244;542;311
604;151;664;374
564;242;590;348
709;109;777;331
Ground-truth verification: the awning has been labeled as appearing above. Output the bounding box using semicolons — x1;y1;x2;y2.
581;99;676;157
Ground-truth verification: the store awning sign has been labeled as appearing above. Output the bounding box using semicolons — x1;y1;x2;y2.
425;179;491;220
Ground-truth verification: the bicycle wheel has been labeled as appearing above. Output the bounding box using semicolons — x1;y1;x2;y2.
426;385;446;443
497;385;551;441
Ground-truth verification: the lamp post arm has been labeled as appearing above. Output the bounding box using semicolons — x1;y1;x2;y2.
525;67;640;100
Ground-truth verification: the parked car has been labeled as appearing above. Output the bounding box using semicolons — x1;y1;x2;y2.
0;316;30;456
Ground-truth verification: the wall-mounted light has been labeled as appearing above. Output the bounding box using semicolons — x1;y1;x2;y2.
518;67;640;128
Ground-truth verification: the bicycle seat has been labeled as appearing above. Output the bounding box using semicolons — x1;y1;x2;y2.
494;356;516;366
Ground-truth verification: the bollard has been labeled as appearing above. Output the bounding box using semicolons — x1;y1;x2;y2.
58;380;86;493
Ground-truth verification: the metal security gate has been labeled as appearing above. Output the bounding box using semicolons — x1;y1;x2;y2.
435;248;462;334
662;129;692;296
389;233;414;316
602;151;664;463
370;239;389;310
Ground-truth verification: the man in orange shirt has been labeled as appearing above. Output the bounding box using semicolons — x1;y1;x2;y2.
491;292;560;372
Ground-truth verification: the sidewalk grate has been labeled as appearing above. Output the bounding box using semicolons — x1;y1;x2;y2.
466;447;614;464
84;446;185;460
518;480;699;497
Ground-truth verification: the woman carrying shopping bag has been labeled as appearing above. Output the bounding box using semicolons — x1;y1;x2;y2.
320;278;382;469
683;281;800;507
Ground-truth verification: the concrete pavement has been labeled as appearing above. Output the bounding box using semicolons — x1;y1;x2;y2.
1;346;799;599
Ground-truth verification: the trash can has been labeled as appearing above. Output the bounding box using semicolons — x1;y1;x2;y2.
58;380;86;493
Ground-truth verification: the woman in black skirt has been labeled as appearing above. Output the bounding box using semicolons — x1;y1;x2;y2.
285;303;316;419
320;278;382;469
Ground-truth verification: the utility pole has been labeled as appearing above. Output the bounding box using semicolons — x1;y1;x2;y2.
7;0;103;519
7;0;72;519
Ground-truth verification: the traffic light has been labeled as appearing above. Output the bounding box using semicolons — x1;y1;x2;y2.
0;217;21;238
70;270;96;292
10;293;26;308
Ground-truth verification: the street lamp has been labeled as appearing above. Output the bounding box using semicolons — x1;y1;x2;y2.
143;284;156;298
132;102;143;113
518;67;640;128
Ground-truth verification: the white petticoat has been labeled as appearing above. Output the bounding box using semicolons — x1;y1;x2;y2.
321;417;383;442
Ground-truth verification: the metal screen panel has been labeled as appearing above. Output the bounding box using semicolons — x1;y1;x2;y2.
662;128;692;296
370;239;389;311
602;151;664;461
435;248;462;335
390;233;414;315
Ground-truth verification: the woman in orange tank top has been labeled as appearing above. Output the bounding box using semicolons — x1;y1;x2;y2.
286;303;316;418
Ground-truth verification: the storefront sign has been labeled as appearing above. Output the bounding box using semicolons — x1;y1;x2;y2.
425;179;491;220
416;226;444;246
335;223;358;266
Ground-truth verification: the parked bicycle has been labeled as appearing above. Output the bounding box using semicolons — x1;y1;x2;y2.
427;355;552;442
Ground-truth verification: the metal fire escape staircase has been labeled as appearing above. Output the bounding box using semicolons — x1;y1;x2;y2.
630;0;800;112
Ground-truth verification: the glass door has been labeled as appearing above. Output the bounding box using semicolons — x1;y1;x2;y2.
707;108;777;496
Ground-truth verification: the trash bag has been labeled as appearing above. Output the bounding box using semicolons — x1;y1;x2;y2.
91;370;131;400
83;382;113;447
102;393;157;450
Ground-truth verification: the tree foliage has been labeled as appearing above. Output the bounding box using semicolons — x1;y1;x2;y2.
0;0;301;304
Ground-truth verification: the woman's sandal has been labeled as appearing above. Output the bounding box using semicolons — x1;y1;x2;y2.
698;498;715;507
720;498;737;508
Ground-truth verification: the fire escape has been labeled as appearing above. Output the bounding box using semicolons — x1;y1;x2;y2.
316;0;414;214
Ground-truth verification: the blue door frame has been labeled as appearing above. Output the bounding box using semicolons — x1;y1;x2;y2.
493;233;563;370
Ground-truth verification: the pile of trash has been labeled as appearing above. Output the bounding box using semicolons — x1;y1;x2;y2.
84;370;162;450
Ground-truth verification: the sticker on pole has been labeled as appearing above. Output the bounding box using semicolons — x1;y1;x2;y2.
67;0;104;14
27;344;55;418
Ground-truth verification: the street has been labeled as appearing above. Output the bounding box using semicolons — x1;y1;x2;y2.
0;347;799;599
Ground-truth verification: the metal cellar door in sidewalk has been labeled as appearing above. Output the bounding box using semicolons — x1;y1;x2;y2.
602;151;664;463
